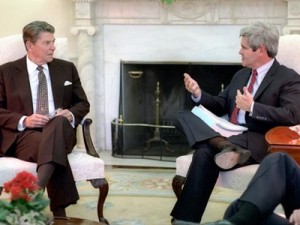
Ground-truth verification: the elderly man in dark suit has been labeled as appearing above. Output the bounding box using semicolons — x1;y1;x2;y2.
171;21;300;225
0;21;90;218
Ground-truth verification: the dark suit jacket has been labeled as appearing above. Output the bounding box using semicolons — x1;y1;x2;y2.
198;59;300;162
0;56;90;154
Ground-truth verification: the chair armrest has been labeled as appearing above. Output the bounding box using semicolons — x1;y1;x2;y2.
265;126;300;164
265;126;300;146
81;118;100;158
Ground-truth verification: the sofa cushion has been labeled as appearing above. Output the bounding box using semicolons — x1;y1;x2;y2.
0;150;105;186
176;153;259;192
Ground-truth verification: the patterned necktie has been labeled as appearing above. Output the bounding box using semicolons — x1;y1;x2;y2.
230;69;258;124
36;66;49;115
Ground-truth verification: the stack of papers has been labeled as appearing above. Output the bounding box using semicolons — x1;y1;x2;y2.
191;105;248;137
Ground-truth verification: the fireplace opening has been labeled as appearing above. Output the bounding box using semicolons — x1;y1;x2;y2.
111;61;243;161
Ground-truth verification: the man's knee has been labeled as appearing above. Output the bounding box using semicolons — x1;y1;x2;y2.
193;144;215;159
267;152;292;164
45;116;73;134
49;116;70;126
223;200;243;219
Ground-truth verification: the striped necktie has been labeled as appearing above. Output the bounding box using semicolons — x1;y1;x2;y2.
230;69;257;124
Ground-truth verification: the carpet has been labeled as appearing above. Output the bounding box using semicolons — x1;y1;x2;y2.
77;167;240;200
0;167;241;225
77;167;176;198
69;167;242;225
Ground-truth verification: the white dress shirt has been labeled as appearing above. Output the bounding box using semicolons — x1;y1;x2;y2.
18;57;56;131
27;57;55;115
237;59;274;124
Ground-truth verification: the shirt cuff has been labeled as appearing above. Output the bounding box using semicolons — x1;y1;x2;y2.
18;116;27;131
249;102;255;116
70;112;75;128
191;94;201;103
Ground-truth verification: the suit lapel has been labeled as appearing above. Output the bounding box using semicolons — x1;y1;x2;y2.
233;68;251;94
240;70;252;90
14;57;34;115
253;60;278;99
48;60;65;109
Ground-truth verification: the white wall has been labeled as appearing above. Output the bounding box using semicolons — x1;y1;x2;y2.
0;0;77;57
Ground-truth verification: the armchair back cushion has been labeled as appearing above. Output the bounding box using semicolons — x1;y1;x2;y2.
0;34;69;63
277;34;300;74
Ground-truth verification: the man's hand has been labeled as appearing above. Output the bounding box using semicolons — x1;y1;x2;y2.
235;87;254;112
56;109;73;123
183;73;201;98
24;114;49;128
290;209;300;224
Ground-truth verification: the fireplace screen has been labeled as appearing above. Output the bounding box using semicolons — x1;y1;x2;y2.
111;61;243;161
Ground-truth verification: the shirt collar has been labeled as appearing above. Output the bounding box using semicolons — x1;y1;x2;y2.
256;58;275;77
26;56;49;74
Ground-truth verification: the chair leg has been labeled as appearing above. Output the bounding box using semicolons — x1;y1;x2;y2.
90;178;109;225
172;175;186;199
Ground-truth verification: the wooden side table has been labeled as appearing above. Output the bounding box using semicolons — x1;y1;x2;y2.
53;217;106;225
265;126;300;164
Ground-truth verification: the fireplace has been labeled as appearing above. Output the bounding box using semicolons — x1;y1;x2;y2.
70;0;295;152
111;61;243;161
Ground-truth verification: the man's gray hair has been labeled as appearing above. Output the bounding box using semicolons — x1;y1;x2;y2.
240;21;280;58
22;21;55;49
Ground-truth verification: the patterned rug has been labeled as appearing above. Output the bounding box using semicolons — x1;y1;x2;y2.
69;167;178;225
3;167;284;225
1;167;284;224
68;167;241;225
0;167;241;225
77;167;175;198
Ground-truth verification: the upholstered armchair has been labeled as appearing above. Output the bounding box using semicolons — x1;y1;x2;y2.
0;35;109;224
172;34;300;198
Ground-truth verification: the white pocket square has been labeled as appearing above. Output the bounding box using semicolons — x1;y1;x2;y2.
64;81;72;86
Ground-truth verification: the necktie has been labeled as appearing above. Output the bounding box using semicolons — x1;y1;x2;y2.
230;69;258;124
36;66;49;115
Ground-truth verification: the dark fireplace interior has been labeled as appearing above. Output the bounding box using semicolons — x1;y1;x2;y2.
111;61;243;161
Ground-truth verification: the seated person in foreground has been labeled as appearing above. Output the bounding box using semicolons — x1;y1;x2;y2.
202;152;300;225
0;21;90;218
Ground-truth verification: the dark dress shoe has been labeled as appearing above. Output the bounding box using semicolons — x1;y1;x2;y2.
214;145;251;169
201;219;235;225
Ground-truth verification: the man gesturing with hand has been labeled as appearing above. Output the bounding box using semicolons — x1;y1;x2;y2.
171;21;300;225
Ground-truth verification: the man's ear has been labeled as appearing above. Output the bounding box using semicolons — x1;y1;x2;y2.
25;41;33;51
259;45;267;55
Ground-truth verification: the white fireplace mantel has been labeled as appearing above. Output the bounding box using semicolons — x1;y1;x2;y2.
71;0;300;152
95;0;287;25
